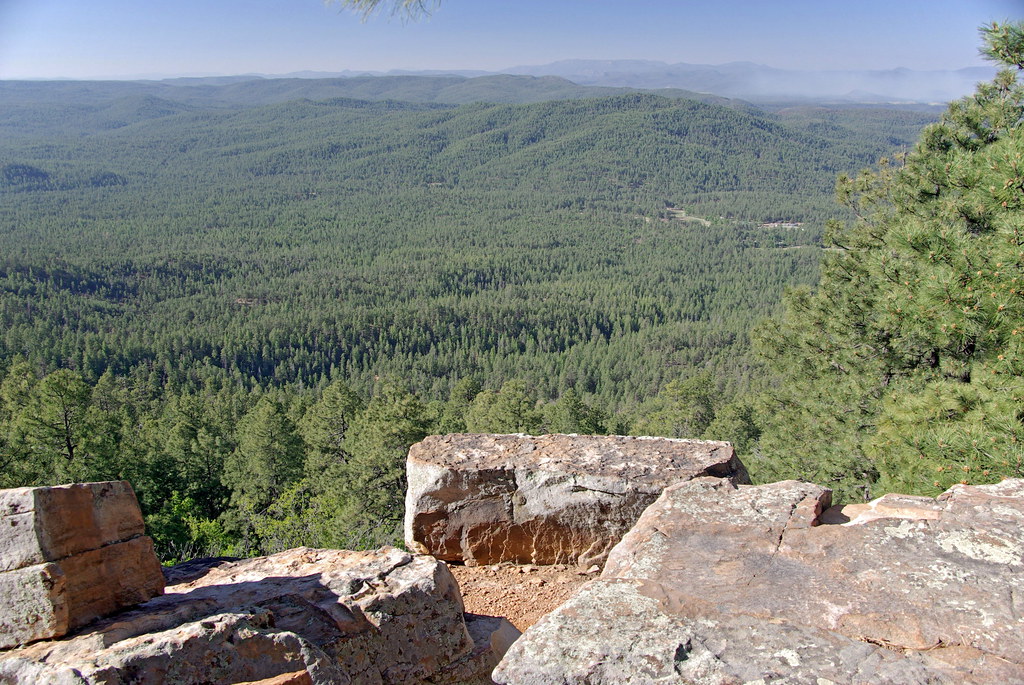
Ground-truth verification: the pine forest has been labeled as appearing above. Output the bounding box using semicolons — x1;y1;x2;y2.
1;23;1021;561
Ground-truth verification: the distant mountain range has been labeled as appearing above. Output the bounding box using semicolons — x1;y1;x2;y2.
504;59;995;104
20;59;992;105
0;75;753;127
257;59;994;105
4;61;988;113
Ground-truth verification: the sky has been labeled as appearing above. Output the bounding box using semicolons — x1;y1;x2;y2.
0;0;1021;80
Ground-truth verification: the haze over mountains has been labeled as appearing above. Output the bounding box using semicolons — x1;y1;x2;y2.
504;60;995;104
33;58;993;106
242;59;994;105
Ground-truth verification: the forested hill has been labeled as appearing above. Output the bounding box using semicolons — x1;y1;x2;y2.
0;73;939;137
0;89;934;404
0;73;751;121
0;81;942;558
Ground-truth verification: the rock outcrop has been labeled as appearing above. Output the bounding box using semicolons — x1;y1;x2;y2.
11;444;1022;684
405;433;748;566
0;481;165;649
494;477;1024;684
0;546;520;684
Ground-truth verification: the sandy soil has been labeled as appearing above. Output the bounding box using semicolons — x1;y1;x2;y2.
448;562;598;631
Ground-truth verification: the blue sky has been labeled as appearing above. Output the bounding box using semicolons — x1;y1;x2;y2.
0;0;1020;79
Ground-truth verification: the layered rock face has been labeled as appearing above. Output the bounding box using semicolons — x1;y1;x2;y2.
0;481;165;649
405;433;748;566
0;546;519;684
494;477;1024;684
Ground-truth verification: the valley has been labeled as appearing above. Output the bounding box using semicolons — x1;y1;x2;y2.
0;74;946;557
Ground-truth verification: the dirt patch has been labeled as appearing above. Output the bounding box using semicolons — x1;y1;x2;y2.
449;562;597;631
666;208;711;226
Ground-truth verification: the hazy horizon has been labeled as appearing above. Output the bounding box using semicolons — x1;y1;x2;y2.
1;0;1019;82
3;61;998;85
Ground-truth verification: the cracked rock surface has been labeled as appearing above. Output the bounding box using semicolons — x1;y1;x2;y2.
494;477;1024;684
0;546;514;684
405;433;749;566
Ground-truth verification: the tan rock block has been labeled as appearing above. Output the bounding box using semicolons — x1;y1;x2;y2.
0;481;145;572
60;535;165;632
406;433;748;566
0;535;163;650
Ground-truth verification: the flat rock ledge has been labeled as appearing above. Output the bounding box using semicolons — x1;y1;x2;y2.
494;477;1024;684
0;481;165;649
0;546;519;684
405;433;749;566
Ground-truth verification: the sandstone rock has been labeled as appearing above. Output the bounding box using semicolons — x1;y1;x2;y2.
820;491;944;525
0;547;505;684
495;477;1024;683
0;481;145;572
493;578;960;685
59;536;166;629
0;563;66;650
0;482;164;649
405;433;748;566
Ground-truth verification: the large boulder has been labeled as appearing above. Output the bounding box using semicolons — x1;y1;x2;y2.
493;577;963;684
0;546;519;684
494;477;1024;684
0;482;165;649
405;434;748;566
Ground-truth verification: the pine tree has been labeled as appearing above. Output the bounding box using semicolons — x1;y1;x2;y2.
632;372;719;439
436;377;481;433
0;360;38;487
464;379;542;433
305;383;430;549
222;396;305;544
752;21;1024;501
298;377;364;480
542;388;606;434
21;369;92;484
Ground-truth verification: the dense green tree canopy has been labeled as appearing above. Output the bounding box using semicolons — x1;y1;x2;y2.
224;396;305;519
1;87;916;411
